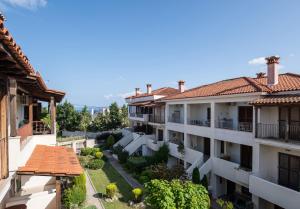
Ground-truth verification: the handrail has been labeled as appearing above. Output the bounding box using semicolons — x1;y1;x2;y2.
32;121;51;135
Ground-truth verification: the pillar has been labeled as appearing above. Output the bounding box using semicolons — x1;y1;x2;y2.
56;177;61;209
28;96;33;134
9;79;17;137
50;97;56;134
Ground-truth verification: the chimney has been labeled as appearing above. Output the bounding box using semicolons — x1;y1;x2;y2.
178;80;185;93
265;56;280;86
146;84;152;94
135;88;141;96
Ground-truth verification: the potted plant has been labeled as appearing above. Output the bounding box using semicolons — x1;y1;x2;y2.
177;142;185;155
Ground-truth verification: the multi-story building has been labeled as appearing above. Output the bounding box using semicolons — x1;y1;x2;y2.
121;56;300;209
0;14;82;209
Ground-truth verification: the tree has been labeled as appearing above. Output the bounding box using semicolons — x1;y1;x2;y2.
153;143;169;164
201;175;209;189
108;102;122;129
56;101;80;131
88;112;109;132
106;135;115;149
120;104;129;127
192;168;201;184
79;106;92;133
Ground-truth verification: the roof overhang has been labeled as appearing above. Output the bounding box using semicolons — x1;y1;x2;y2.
250;95;300;106
17;145;83;177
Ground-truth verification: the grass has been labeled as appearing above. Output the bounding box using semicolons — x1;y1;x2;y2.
87;162;134;209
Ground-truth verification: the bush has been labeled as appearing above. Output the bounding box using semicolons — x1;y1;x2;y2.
201;175;209;189
132;188;143;203
95;151;103;159
86;159;104;170
85;206;97;209
126;156;148;173
112;144;123;155
96;132;111;141
192;168;201;184
80;147;100;156
139;175;150;184
78;155;93;168
63;174;86;209
106;183;118;199
106;135;115;148
118;150;129;164
152;143;169;164
145;179;210;209
216;199;234;209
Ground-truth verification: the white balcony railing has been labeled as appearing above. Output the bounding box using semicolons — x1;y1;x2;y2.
212;158;251;186
249;175;300;209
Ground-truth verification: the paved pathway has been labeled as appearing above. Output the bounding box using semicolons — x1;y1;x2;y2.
104;151;143;189
85;171;105;209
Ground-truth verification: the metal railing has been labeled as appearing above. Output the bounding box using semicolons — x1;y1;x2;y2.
216;119;253;132
256;123;300;141
149;114;165;124
32;121;51;135
168;116;184;124
129;113;136;117
188;119;210;127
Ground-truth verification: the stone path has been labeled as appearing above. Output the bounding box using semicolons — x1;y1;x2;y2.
104;151;143;189
85;171;105;209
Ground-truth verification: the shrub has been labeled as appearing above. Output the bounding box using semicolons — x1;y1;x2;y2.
132;188;143;203
78;155;92;168
153;143;169;164
63;174;86;209
95;151;103;159
201;175;209;189
106;183;118;199
118;150;129;164
86;159;104;170
145;179;210;209
80;147;100;156
139;175;150;184
140;169;153;179
216;199;234;209
106;135;115;148
192;168;201;184
126;156;148;173
112;144;123;155
85;206;97;209
96;132;111;141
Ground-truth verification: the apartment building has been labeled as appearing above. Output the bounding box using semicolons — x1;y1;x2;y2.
121;56;300;209
0;15;82;209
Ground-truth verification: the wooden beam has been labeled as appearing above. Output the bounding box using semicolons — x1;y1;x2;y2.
9;78;17;137
56;177;61;209
50;97;56;134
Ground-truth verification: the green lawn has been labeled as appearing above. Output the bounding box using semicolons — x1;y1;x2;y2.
87;162;133;209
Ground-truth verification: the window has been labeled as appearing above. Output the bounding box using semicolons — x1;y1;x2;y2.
221;141;224;154
279;153;300;191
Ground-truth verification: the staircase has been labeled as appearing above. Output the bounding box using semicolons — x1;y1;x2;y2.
186;156;212;180
114;129;139;148
123;134;147;155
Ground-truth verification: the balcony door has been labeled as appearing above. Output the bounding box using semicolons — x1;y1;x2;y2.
279;153;300;191
240;145;252;170
238;106;253;131
0;82;8;179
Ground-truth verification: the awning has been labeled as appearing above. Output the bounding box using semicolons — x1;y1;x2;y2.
129;101;153;106
17;145;83;177
250;95;300;106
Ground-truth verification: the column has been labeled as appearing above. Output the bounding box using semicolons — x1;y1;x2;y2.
28;96;33;134
211;102;215;128
183;103;187;125
9;78;17;137
50;97;56;134
56;177;61;209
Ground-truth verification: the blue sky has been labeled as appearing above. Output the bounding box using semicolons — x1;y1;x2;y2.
1;0;299;106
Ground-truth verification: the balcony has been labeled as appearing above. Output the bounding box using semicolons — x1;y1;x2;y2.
129;113;149;122
168;116;183;124
256;122;300;142
188;119;210;127
149;114;165;124
215;119;253;132
249;175;300;209
213;157;251;186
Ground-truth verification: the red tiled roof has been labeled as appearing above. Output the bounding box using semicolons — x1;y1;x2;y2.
164;73;300;100
17;145;83;177
126;87;180;99
250;95;300;105
0;17;65;101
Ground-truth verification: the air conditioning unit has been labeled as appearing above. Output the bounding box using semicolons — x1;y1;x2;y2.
20;95;29;105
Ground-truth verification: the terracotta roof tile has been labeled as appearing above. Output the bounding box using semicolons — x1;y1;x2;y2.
250;95;300;105
164;73;300;100
17;145;83;176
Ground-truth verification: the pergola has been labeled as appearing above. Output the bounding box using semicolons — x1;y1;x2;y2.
17;145;83;209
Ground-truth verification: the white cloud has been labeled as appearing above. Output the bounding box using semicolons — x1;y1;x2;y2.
2;0;47;10
248;57;266;65
289;53;295;57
